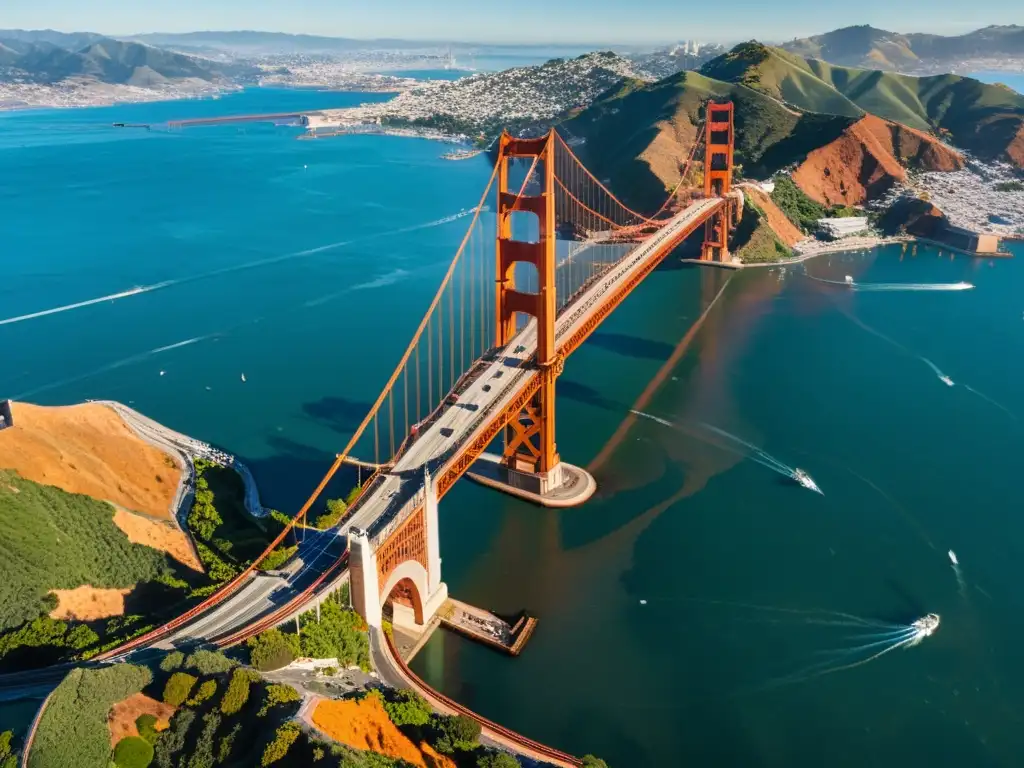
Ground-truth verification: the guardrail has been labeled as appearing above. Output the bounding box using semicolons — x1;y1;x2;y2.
19;685;57;768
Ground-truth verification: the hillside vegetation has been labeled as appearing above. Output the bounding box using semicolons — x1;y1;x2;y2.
698;42;1024;164
560;69;854;211
0;470;171;633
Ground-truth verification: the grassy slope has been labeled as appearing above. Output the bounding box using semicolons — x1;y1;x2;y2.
0;470;171;632
559;69;852;211
700;43;1024;159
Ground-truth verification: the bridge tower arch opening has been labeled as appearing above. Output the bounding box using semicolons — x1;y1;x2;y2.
495;130;564;489
350;467;447;630
701;101;737;262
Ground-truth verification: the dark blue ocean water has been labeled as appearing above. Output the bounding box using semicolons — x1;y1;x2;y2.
2;89;1024;767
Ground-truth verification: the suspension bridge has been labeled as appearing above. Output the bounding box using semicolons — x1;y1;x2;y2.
19;101;741;767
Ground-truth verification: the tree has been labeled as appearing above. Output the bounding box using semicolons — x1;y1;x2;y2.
162;672;197;707
314;498;348;530
259;545;297;571
382;689;432;727
153;709;195;768
248;628;301;671
186;712;220;768
113;736;154;768
475;751;520;768
220;668;256;715
297;601;369;670
258;684;301;717
431;714;481;754
159;651;184;672
261;723;300;766
0;731;18;768
581;756;610;768
184;649;237;675
135;715;159;745
188;679;217;705
217;723;241;765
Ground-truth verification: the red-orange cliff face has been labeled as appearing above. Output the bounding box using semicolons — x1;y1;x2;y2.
792;114;964;207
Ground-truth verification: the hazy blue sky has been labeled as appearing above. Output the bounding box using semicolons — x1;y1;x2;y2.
2;0;1017;44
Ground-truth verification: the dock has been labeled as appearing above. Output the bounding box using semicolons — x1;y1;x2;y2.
438;599;537;656
389;598;537;663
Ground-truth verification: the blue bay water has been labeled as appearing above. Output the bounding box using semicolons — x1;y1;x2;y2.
969;70;1024;93
2;89;1024;767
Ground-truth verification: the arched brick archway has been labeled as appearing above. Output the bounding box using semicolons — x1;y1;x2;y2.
379;559;429;629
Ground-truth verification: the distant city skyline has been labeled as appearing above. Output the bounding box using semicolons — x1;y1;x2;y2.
1;0;1018;45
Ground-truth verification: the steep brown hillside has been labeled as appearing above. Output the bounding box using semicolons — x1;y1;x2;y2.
792;114;962;206
0;402;180;519
742;185;805;246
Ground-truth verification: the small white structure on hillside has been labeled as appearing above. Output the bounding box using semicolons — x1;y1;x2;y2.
817;216;869;240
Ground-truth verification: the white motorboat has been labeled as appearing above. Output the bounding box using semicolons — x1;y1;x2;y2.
939;375;954;387
793;468;823;494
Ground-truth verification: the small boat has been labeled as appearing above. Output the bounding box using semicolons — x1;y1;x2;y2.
844;275;854;285
948;550;959;566
939;375;954;387
241;373;247;383
793;468;823;494
159;370;166;377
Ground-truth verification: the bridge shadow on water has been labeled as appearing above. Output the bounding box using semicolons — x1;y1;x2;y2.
301;395;374;436
239;434;363;516
588;332;675;362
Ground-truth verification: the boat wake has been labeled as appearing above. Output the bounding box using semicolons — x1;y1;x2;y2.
804;273;973;292
963;385;1018;420
0;281;175;327
13;335;210;400
629;410;821;493
0;208;482;328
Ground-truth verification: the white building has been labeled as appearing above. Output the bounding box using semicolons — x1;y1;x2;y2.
817;217;869;240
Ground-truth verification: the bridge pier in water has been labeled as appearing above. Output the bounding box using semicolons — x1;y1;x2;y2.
477;128;597;507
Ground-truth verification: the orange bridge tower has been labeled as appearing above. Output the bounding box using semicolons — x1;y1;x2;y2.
701;101;739;262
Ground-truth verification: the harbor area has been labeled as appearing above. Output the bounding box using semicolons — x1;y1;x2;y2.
390;598;538;662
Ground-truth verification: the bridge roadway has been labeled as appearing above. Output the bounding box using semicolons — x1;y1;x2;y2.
338;196;726;543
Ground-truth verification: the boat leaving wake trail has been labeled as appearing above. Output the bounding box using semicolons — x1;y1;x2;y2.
630;411;820;492
13;335;210;400
0;208;482;328
0;282;174;327
804;274;973;292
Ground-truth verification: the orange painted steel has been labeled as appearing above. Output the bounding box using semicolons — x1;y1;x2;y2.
376;507;428;592
702;101;735;262
495;129;561;476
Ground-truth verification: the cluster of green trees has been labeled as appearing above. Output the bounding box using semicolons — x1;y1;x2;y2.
769;175;862;233
0;730;21;768
314;486;362;530
995;180;1024;192
248;598;369;672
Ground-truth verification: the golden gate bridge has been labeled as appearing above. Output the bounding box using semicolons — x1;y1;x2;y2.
23;101;742;767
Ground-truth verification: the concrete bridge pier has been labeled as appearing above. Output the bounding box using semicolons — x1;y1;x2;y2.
349;468;448;631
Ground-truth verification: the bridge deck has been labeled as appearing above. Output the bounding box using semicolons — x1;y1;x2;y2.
342;197;725;542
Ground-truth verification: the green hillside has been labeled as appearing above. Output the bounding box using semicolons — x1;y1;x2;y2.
699;43;1024;160
0;470;172;633
559;69;853;211
700;43;864;119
